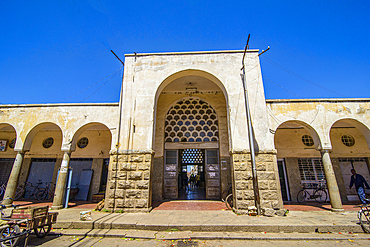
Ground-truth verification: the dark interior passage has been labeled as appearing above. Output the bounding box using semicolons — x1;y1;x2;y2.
178;149;206;200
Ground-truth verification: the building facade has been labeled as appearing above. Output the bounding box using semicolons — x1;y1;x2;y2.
1;50;369;214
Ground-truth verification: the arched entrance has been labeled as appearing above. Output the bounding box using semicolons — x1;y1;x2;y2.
152;70;231;203
329;118;370;202
69;122;112;201
273;120;324;203
163;97;221;200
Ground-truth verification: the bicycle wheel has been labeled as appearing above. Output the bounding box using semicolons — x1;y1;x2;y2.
14;187;24;200
221;190;229;202
297;190;306;203
0;224;20;247
225;194;233;210
359;209;370;233
35;189;47;201
314;189;327;203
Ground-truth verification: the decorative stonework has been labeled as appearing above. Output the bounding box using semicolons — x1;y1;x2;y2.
231;150;283;214
164;97;219;143
105;150;153;212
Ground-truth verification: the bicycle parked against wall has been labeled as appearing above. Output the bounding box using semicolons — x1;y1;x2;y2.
297;182;328;203
15;180;43;200
35;182;54;201
0;184;6;200
221;183;233;210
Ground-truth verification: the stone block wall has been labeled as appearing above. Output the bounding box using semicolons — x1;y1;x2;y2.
232;151;283;214
105;150;153;212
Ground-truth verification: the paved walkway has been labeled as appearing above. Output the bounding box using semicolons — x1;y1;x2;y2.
10;199;367;237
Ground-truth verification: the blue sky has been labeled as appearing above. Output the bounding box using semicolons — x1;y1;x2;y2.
1;1;369;104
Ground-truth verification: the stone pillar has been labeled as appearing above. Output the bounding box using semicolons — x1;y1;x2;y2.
105;150;153;213
90;158;104;200
3;152;24;207
321;149;343;212
284;158;301;202
232;150;282;214
52;151;71;210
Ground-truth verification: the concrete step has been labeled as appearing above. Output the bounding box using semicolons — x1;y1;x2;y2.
50;229;370;241
54;220;364;233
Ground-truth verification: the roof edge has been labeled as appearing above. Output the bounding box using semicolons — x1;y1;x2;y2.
0;102;119;108
266;98;370;103
125;49;259;57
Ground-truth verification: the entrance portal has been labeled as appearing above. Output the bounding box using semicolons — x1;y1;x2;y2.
179;149;206;200
164;149;220;200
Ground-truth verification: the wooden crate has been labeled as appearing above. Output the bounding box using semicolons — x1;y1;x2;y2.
10;206;49;219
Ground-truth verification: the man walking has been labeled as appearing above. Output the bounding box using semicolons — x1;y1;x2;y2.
349;169;370;204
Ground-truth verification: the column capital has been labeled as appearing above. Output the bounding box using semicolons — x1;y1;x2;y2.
320;149;331;154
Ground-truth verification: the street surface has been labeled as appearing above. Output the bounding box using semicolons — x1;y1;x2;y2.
15;234;370;247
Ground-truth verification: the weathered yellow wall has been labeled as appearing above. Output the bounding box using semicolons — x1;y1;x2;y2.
275;127;370;158
0;103;119;152
14;129;112;159
267;100;370;150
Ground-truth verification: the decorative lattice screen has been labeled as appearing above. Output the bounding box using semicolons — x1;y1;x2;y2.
164;98;219;143
181;149;204;164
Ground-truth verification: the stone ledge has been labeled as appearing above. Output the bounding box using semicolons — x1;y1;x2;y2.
110;150;155;155
230;149;277;155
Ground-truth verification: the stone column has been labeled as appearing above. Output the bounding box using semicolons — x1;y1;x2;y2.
3;152;24;207
52;151;71;210
321;149;343;212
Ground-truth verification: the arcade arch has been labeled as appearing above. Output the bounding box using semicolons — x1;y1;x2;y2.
274;120;324;202
153;71;231;202
329;118;370;202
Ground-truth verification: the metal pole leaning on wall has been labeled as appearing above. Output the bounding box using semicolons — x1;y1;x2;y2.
240;35;261;215
111;50;124;212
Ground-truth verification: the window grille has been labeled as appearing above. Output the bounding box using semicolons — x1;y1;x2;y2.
301;135;314;146
181;149;204;164
42;137;54;148
298;158;325;181
341;135;355;147
77;137;89;149
164;97;219;143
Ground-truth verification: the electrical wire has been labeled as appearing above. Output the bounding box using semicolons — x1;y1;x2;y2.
79;67;122;102
61;66;122;102
103;90;120;101
261;57;346;97
263;75;302;98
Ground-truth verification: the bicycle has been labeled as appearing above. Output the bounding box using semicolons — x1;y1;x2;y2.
35;182;54;201
0;184;6;200
357;203;370;233
16;180;43;200
221;183;233;210
297;182;328;203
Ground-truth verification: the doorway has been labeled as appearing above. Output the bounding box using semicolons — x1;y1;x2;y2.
178;149;206;200
164;148;220;200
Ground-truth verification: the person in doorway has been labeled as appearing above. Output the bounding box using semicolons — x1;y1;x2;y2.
195;174;201;187
182;173;189;191
178;173;183;190
349;169;370;204
190;173;195;188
